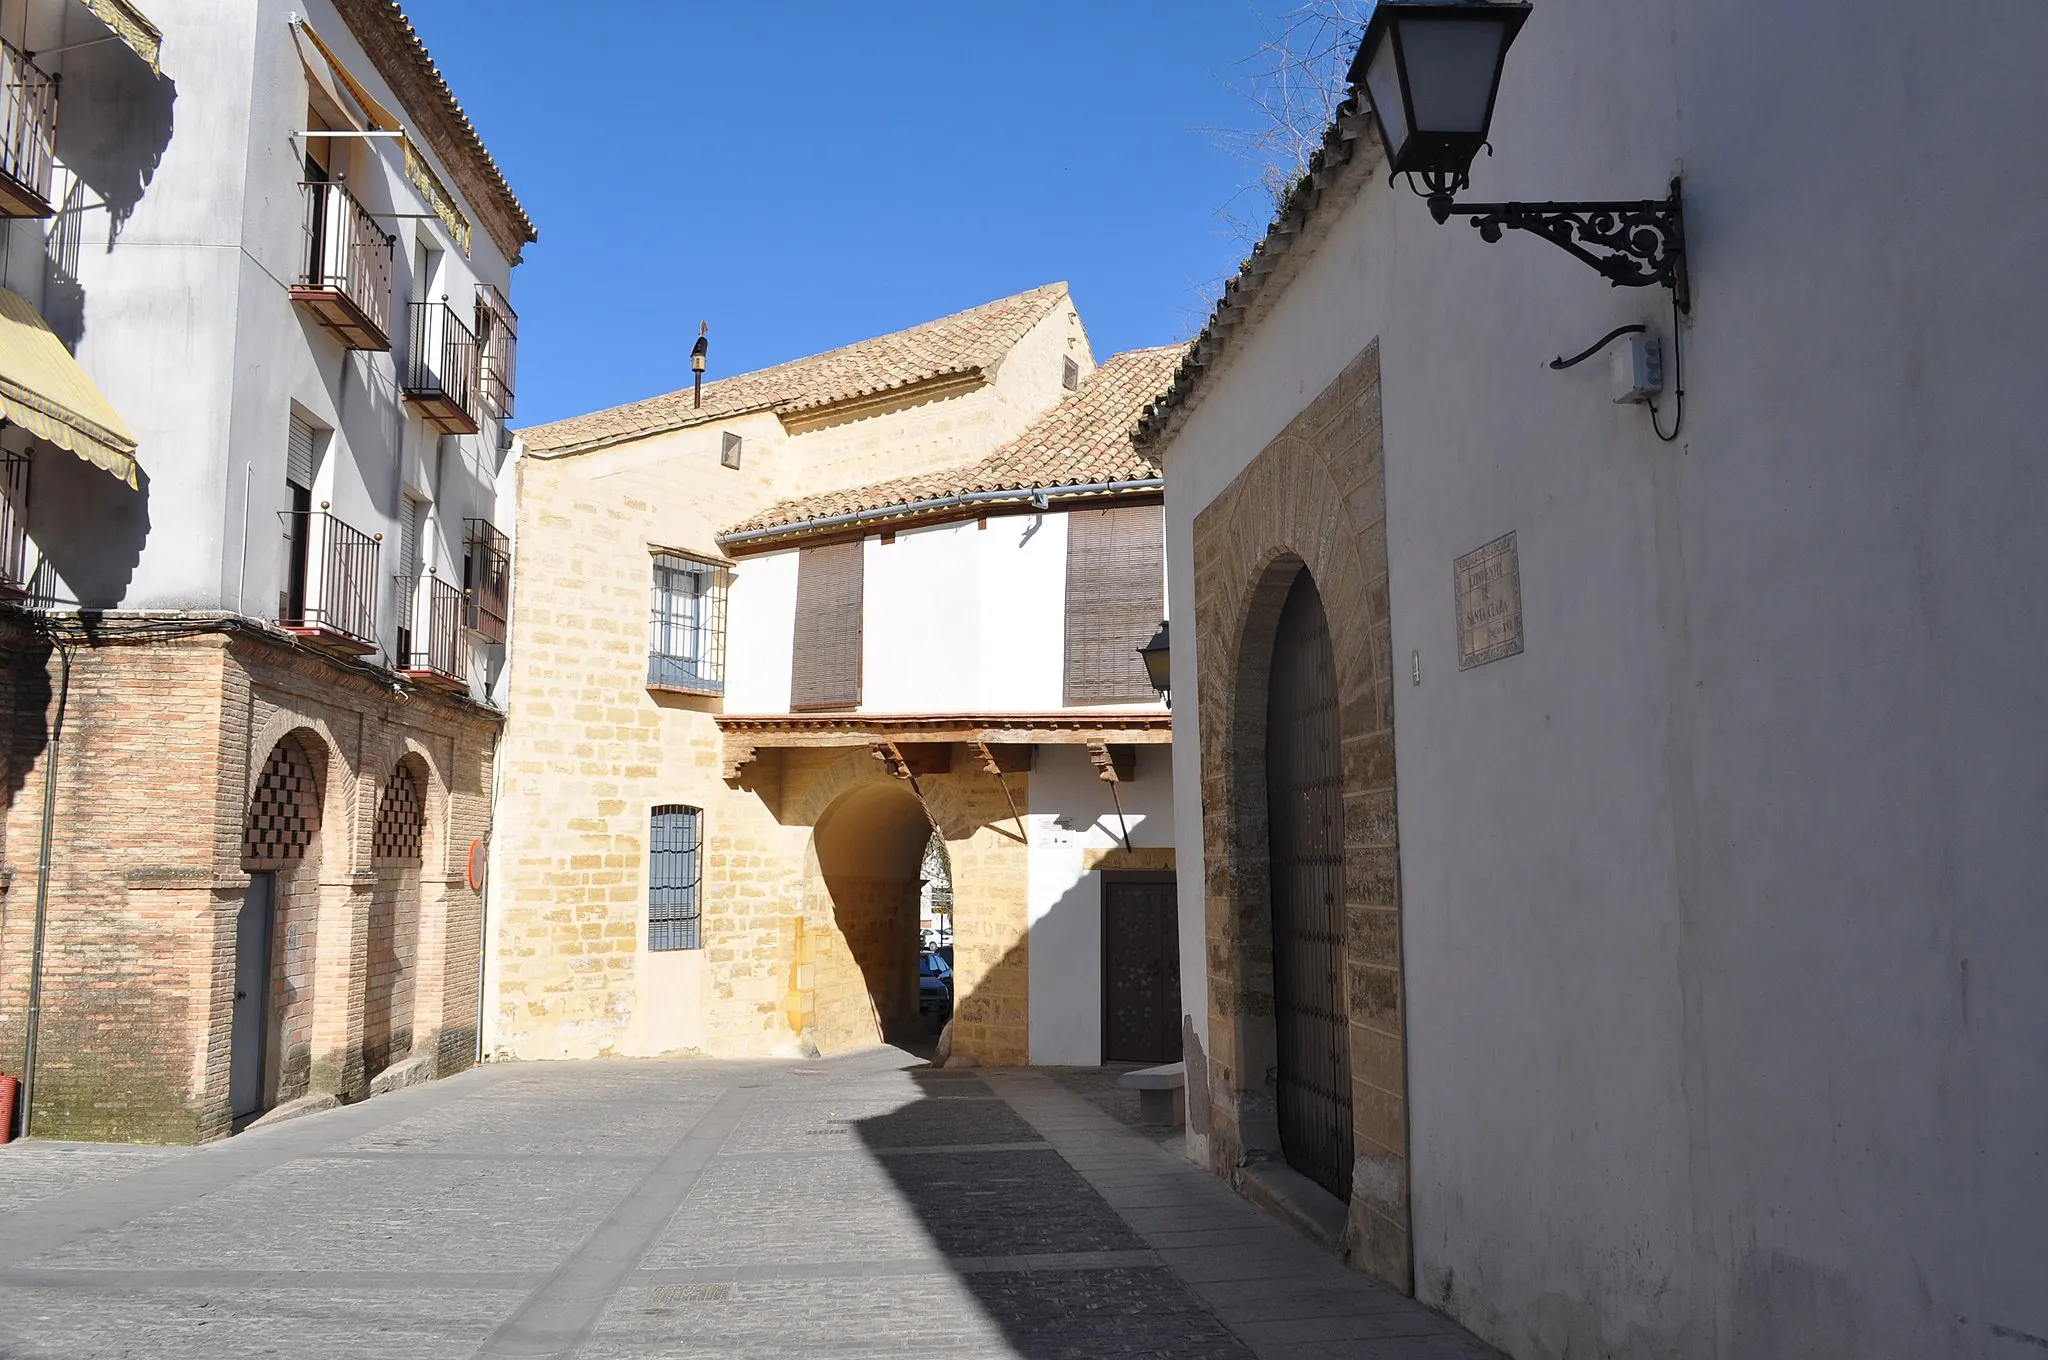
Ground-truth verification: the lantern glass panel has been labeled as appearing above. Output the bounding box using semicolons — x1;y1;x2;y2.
1399;16;1510;134
1364;33;1410;161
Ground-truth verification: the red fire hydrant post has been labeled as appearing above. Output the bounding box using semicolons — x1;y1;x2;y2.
0;1071;17;1144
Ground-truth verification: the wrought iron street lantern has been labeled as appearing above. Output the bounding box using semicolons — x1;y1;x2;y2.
1350;0;1690;313
1353;0;1529;197
1137;620;1171;706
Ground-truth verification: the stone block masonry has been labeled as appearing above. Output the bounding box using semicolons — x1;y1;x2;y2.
0;616;499;1143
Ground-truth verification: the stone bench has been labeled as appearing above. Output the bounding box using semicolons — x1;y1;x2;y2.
1117;1061;1186;1128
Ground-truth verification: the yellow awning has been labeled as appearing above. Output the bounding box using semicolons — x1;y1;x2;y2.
0;287;138;487
78;0;162;74
293;20;472;255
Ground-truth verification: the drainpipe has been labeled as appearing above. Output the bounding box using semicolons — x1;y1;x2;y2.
18;631;70;1139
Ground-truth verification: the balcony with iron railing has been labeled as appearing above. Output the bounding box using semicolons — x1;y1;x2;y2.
0;40;56;218
404;299;481;434
395;572;466;691
462;518;509;644
277;504;380;656
475;284;518;421
0;450;28;599
290;178;396;350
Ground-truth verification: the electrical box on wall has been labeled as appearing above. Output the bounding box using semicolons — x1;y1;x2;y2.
1613;333;1664;404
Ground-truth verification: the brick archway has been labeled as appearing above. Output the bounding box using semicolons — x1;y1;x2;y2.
239;730;334;1113
1191;339;1412;1289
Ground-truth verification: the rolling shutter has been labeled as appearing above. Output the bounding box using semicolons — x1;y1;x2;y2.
286;414;318;490
1064;502;1164;703
791;541;863;710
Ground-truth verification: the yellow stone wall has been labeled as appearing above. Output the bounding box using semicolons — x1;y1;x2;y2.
486;302;1081;1063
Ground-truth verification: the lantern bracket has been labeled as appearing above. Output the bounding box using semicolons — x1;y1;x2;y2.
1428;179;1689;314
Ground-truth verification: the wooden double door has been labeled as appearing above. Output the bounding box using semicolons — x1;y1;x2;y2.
1102;872;1182;1065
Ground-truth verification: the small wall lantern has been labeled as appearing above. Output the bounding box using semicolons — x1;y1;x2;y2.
1350;0;1689;312
1137;620;1171;706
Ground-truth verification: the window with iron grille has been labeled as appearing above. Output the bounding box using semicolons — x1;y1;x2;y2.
648;551;728;692
463;518;511;644
648;804;703;951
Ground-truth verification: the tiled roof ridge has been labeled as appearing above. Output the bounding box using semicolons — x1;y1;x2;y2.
1133;92;1379;450
332;0;538;261
719;343;1190;547
521;283;1071;456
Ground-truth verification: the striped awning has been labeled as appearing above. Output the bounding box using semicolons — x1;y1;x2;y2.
293;20;473;255
0;287;138;487
78;0;162;74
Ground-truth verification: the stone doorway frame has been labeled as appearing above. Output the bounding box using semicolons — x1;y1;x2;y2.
1190;340;1412;1290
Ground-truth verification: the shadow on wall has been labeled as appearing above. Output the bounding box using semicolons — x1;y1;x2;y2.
57;40;175;249
31;457;148;609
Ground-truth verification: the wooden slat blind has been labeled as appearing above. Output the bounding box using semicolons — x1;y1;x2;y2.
791;541;863;710
1064;502;1164;703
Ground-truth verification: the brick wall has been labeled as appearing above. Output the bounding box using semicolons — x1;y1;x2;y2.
0;620;498;1143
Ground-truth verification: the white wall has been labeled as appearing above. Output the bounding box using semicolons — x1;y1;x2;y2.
1025;742;1174;1066
1161;1;2048;1355
21;0;519;701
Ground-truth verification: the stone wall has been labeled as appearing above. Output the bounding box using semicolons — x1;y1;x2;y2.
0;621;496;1143
1190;342;1409;1288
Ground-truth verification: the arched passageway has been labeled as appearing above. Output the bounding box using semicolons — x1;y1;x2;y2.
808;782;935;1053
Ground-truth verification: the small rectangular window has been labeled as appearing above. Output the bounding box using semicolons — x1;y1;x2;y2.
648;551;729;692
1062;356;1080;391
648;804;703;951
720;431;743;469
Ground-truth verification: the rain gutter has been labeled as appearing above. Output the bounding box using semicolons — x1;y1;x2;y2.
717;478;1163;551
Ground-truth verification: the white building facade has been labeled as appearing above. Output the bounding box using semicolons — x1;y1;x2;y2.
0;0;531;1143
1148;1;2048;1356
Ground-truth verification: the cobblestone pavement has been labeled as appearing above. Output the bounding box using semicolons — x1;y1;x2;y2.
0;1049;1503;1359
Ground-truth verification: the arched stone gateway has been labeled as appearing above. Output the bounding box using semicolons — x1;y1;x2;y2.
1192;340;1412;1290
805;781;932;1053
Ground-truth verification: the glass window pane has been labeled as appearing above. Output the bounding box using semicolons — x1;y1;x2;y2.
1399;17;1508;134
1365;33;1410;157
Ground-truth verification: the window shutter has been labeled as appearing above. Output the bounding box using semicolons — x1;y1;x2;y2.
1064;503;1164;703
791;541;863;710
286;415;318;490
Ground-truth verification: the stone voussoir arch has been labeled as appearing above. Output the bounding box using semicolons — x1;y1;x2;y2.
1190;339;1413;1291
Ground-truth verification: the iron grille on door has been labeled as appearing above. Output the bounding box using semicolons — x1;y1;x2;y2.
648;804;703;951
1266;569;1354;1201
1102;875;1182;1064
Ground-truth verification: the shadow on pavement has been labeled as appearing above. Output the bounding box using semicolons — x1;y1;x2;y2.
851;1063;1251;1359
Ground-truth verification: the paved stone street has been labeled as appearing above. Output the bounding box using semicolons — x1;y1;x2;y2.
0;1051;1500;1359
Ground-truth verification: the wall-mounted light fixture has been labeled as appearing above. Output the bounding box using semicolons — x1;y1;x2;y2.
1137;620;1171;707
1351;1;1689;313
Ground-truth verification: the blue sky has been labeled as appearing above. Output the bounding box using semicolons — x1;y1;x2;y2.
402;1;1313;429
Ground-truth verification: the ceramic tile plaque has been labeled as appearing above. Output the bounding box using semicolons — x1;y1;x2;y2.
1455;531;1524;670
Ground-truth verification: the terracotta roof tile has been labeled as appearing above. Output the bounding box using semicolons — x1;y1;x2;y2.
720;344;1189;545
522;284;1071;455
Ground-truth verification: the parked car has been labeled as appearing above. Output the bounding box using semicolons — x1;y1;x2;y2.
918;951;953;1015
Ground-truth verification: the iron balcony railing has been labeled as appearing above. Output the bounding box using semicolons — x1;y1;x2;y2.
462;518;510;644
296;178;395;348
0;41;56;217
400;573;464;682
0;450;28;597
476;284;518;420
405;299;481;433
278;505;380;646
